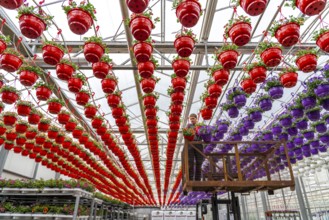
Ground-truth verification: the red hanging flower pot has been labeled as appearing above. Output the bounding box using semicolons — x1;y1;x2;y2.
28;113;41;125
65;121;77;131
48;101;62;114
171;91;185;105
56;62;75;81
0;39;7;54
172;76;187;92
19;14;46;39
133;42;153;63
36;86;52;101
275;23;300;47
241;78;257;94
126;0;149;13
296;0;326;16
228;22;252;46
146;119;157;128
217;50;239;70
316;31;329;53
296;54;317;73
4;142;14;150
141;77;156;93
145;108;157;119
35;136;46;145
72;129;83;138
207;84;222;98
18;70;39;87
76;91;90;106
16;103;31;116
26;130;37;139
174;36;195;57
130;14;153;41
55;135;65;144
84;105;97;119
92;62;111;79
38;121;50;132
101;76;117;94
91;117;103;129
66;9;93;35
212;68;230;86
1;90;19;105
6;131;16;141
143;94;157;108
240;0;267;16
116;117;127;127
200;108;213;120
112;107;124;119
170;123;180;131
260;47;282;67
119;125;130;134
13;146;23;154
96;126;107;135
172;58;190;78
0;0;23;9
0;53;23;72
280;71;298;88
175;0;202;28
148;127;157;135
170;104;183;115
84;42;105;63
42;44;64;65
48;130;59;139
3;114;17;126
248;66;267;84
107;93;121;108
68;77;83;93
57;111;70;124
138;61;155;78
204;96;218;109
0;126;5;136
15;123;28;133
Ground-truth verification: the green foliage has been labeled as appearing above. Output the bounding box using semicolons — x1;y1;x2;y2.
305;106;321;113
0;35;10;43
3;49;24;60
33;81;54;90
0;102;4;109
175;28;198;42
72;72;87;84
295;48;318;61
105;74;118;81
49;125;60;132
3;111;17;117
209;64;225;74
224;15;251;38
244;61;267;72
30;108;43;116
16;100;32;107
183;127;195;136
312;27;329;41
256;94;271;104
247;107;262;115
63;1;97;20
0;85;19;94
84;36;109;53
47;97;64;105
227;88;247;101
222;102;237;111
100;54;112;64
142;92;159;99
18;65;44;76
278;66;298;77
17;6;54;28
40;118;51;124
42;40;66;52
126;11;159;27
172;55;192;63
278;113;292;119
58;59;79;70
269;16;305;37
254;41;282;54
215;43;239;55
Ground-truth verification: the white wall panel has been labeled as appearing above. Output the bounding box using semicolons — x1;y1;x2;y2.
4;151;35;178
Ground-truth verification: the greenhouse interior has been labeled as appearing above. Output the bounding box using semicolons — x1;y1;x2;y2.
0;0;329;219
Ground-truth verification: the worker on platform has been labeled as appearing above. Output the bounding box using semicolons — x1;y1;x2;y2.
186;113;204;181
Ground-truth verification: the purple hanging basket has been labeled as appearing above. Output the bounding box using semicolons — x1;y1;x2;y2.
228;106;239;118
239;126;249;136
311;148;319;155
244;119;255;129
291;108;304;119
280;117;292;127
294;137;304;146
306;109;321;121
303;150;311;157
233;94;247;108
314;83;329;98
259;99;272;111
320;134;329;144
296;154;303;160
263;133;273;141
315;123;327;133
321;98;329;111
303;131;315;140
272;125;282;135
217;124;229;133
268;86;284;99
287;127;298;136
302;144;311;151
301;96;317;109
318;145;327;152
310;140;320;148
250;111;262;122
278;133;288;141
296;119;308;130
287;142;295;149
294;147;302;156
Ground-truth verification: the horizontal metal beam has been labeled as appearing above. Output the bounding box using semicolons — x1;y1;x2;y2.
29;41;316;55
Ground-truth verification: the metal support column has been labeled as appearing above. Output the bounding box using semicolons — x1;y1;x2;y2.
254;193;260;220
89;199;95;220
0;148;9;176
241;196;248;220
32;163;39;179
295;177;309;220
261;192;269;213
73;195;81;220
299;177;313;220
211;193;219;220
55;172;60;180
231;192;241;220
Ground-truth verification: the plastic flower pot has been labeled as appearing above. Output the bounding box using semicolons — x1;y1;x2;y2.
171;104;183;115
250;111;262;122
260;47;282;67
107;94;121;108
48;102;62;114
315;123;327;133
0;53;23;72
228;22;252;46
68;77;83;93
249;66;267;83
0;0;23;9
26;131;37;139
294;147;302;156
228;106;239;118
217;50;238;69
145;107;157;119
240;0;267;16
19;70;39;86
207;84;222;98
174;36;195;57
217;124;228;133
212;69;230;86
84;42;104;63
318;145;327;152
101;78;117;94
244;119;254;129
296;119;308;130
280;72;298;88
306;109;321;121
65;121;77;131
320;134;329;143
215;132;224;140
92;62;111;79
175;0;202;28
17;104;31;117
304;131;315;140
280;117;292;127
112;107;124;119
28;114;40;124
171;91;185;105
143;95;156;108
84;106;97;119
310;148;319;155
316;31;329;52
72;129;83;138
321;98;329;111
241;78;257;94
172;77;187;92
314;83;329;98
275;23;300;47
294;136;304;145
133;42;153;63
76;92;90;106
172;59;190;77
42;45;64;65
233;94;247;108
268;86;283;99
36;86;52;101
287;142;295;149
239;126;249;136
291;108;304;119
310;140;320;148
57;113;70;124
0;40;7;54
129;15;153;41
301;96;316;109
19;14;46;39
259;98;272;111
67;9;93;35
296;54;317;73
287;127;298;136
48;130;58;139
38;122;50;132
296;0;326;16
201;108;213;120
3;115;16;126
56;63;75;81
140;77;156;93
204;96;218;109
